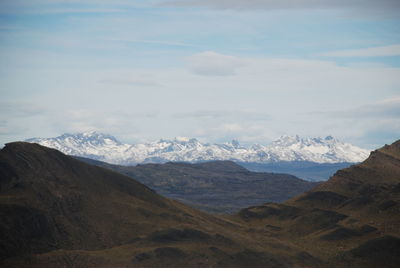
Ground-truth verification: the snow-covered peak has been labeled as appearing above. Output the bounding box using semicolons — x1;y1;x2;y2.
272;135;339;148
50;132;121;146
26;132;127;163
272;135;301;146
26;132;371;165
158;137;199;145
266;135;368;163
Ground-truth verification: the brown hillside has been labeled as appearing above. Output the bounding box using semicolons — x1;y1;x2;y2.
234;140;400;267
0;142;323;268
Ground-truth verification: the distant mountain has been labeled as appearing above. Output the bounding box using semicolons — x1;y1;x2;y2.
235;139;400;268
26;132;370;166
0;142;323;267
75;157;320;213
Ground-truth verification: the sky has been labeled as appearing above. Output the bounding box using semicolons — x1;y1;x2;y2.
0;0;399;149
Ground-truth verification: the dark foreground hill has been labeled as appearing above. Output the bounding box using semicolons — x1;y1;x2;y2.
75;157;319;213
0;142;323;268
234;140;400;268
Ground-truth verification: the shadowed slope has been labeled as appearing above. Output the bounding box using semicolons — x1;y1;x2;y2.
0;142;175;258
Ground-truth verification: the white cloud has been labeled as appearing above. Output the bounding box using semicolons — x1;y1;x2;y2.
320;44;400;57
121;39;194;47
221;123;243;132
0;0;157;14
0;101;46;118
381;96;400;104
27;8;125;14
332;96;400;118
2;53;399;148
173;110;270;120
184;52;400;102
187;51;246;76
100;78;162;87
161;0;400;17
307;97;400;148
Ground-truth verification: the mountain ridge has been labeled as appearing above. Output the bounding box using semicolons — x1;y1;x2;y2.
26;131;370;165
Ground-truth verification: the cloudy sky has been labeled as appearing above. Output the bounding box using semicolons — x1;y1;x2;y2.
1;0;399;149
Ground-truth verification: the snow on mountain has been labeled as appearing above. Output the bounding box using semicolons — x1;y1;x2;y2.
26;131;131;164
26;132;371;165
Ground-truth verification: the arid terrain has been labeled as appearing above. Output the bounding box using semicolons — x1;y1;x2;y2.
0;140;399;267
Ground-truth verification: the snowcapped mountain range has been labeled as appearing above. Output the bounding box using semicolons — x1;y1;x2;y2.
25;132;370;165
